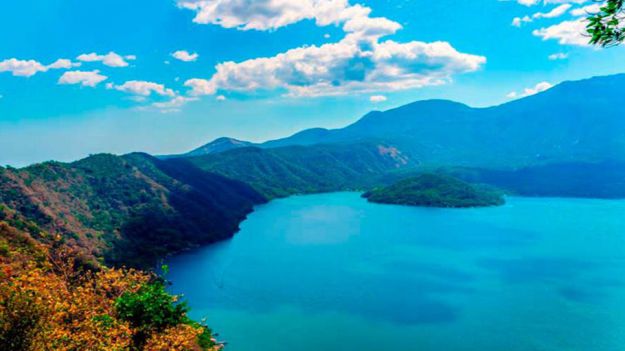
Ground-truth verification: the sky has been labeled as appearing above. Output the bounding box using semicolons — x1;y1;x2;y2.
1;0;624;166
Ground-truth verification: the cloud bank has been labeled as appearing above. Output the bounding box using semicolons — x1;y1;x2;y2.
179;0;486;98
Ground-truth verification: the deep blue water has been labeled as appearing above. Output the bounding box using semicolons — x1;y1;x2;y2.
166;193;625;351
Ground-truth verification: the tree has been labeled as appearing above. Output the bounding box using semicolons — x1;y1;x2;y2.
587;0;625;46
0;222;219;351
114;278;190;349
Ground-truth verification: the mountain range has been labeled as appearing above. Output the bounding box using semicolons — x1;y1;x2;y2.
191;74;625;169
3;73;625;268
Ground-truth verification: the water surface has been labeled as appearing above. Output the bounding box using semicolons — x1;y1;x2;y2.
167;193;625;351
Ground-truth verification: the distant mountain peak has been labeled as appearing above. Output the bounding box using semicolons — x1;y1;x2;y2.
186;137;255;157
213;137;249;144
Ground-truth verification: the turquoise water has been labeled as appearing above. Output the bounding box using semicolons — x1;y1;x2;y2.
166;193;625;351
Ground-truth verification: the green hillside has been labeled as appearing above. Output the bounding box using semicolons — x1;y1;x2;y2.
0;153;266;268
182;142;412;198
363;173;505;208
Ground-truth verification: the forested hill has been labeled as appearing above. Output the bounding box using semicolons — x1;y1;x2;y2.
363;173;505;208
258;74;625;168
0;153;266;268
447;161;625;199
182;142;413;198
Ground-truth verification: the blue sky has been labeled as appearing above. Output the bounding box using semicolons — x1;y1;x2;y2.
1;0;624;166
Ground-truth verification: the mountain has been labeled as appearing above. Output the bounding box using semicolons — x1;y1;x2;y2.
448;161;625;199
0;153;266;268
183;142;412;198
261;74;625;168
186;137;256;156
363;173;505;208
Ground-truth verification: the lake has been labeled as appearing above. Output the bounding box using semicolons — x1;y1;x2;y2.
166;192;625;351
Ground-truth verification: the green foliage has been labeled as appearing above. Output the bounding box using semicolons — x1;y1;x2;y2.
0;287;44;351
91;314;115;330
115;279;188;331
0;241;9;257
114;270;217;350
196;325;216;349
588;0;625;47
186;142;412;199
115;278;189;349
0;153;265;268
363;173;505;208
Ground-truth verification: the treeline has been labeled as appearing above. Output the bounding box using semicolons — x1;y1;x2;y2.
184;142;412;198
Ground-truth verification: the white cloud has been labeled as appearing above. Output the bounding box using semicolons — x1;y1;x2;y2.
178;0;314;29
342;16;402;37
527;81;554;94
516;0;540;5
177;0;401;39
150;95;199;113
534;4;572;19
507;81;554;99
179;1;484;99
185;79;215;95
512;4;572;26
545;0;588;4
0;58;80;77
548;52;569;60
48;59;81;69
570;3;601;16
109;80;176;97
77;52;136;67
369;95;387;102
532;17;589;46
185;37;486;97
550;0;586;3
172;50;199;62
126;94;198;114
58;70;108;87
108;81;195;113
512;17;525;27
510;0;597;46
515;0;588;5
0;59;47;77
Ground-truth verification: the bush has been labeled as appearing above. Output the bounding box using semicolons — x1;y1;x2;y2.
0;288;43;351
115;278;190;349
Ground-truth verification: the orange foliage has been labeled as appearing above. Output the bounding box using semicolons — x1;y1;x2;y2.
144;324;204;351
0;222;221;351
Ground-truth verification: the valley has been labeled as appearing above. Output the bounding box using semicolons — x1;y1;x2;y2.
5;1;625;350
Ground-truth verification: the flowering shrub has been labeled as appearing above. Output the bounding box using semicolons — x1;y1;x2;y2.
0;222;221;351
